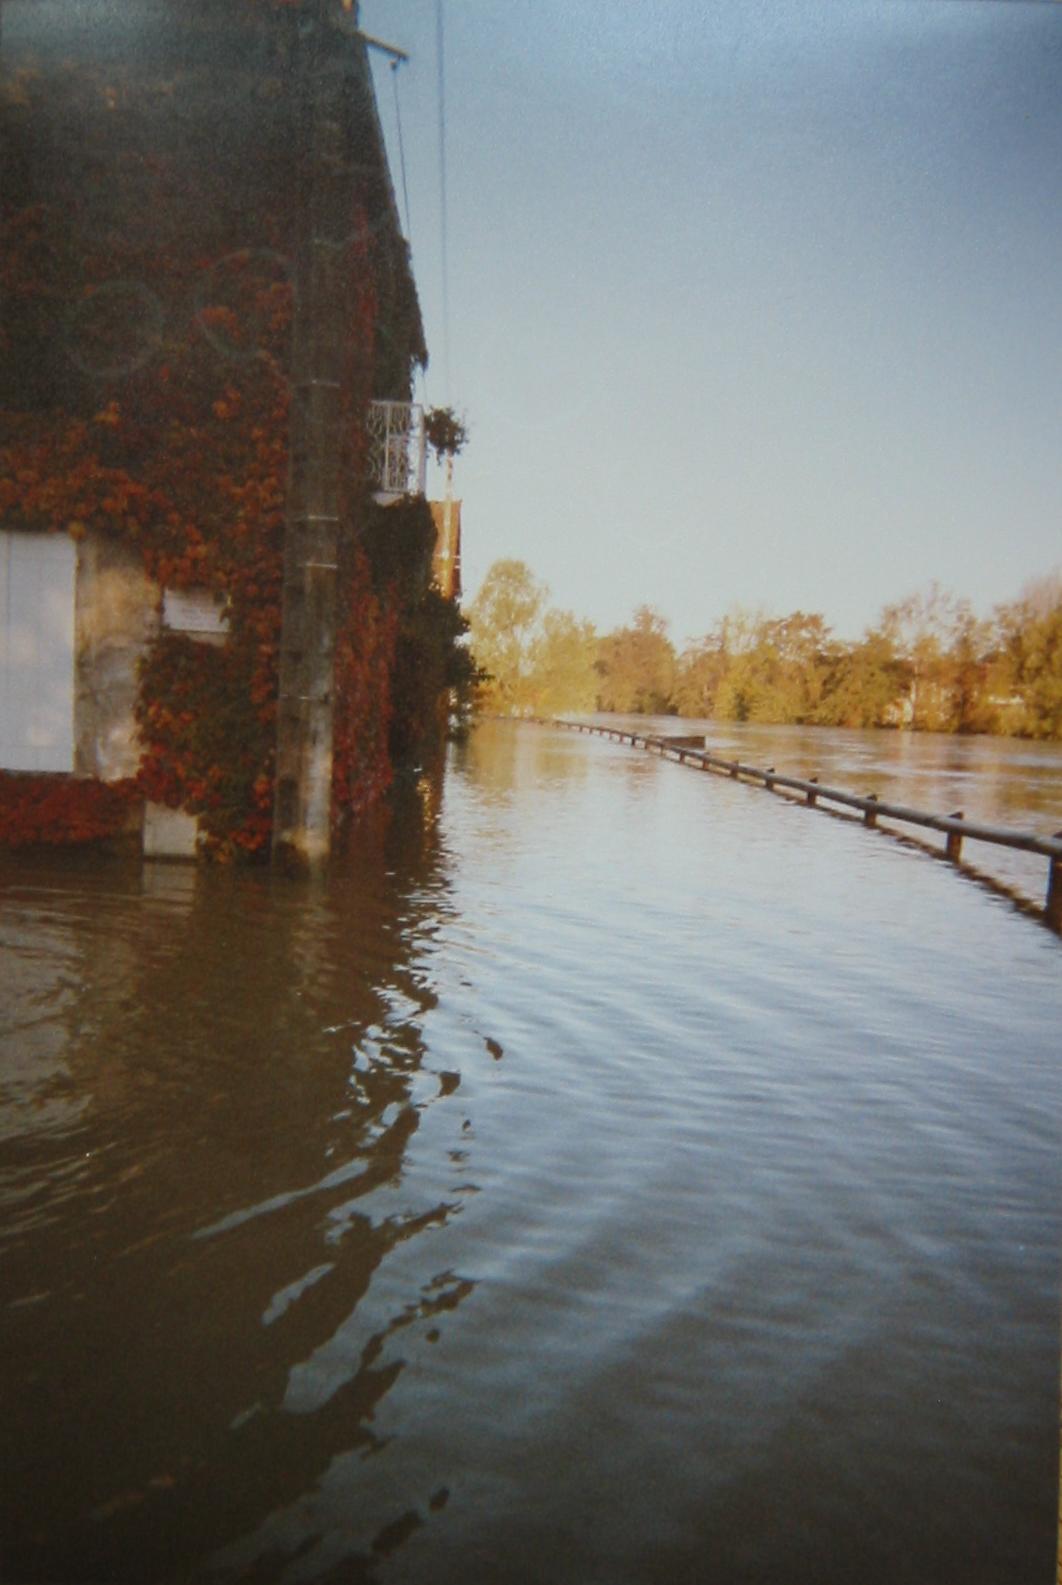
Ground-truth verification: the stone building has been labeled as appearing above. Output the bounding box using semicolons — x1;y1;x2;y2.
0;0;454;864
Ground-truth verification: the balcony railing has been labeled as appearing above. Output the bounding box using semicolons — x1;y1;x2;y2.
365;400;427;502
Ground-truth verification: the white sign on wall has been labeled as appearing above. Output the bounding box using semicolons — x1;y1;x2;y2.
162;589;230;636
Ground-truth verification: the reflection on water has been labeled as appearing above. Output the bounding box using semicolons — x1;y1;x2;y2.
1;726;1061;1584
1;779;475;1582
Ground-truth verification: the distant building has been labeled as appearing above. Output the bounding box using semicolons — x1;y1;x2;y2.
429;500;463;603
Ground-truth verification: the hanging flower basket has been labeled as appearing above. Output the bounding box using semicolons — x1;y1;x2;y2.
424;406;468;461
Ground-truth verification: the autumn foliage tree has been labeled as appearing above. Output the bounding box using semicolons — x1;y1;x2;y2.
595;606;677;715
467;552;1062;740
465;560;598;716
674;581;1061;735
990;574;1062;739
530;610;600;716
466;560;549;714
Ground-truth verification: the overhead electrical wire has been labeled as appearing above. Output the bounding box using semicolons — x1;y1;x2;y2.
376;3;452;410
435;0;452;401
374;35;425;402
390;59;413;247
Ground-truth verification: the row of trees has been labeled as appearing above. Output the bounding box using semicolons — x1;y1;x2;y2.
466;562;1062;740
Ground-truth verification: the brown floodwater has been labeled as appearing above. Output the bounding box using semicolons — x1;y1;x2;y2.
2;719;1061;1584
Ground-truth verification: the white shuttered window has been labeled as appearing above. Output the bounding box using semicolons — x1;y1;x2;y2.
0;530;76;773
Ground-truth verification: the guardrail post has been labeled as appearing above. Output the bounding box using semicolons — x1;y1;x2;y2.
1047;834;1062;930
945;812;964;862
806;777;818;807
864;794;879;828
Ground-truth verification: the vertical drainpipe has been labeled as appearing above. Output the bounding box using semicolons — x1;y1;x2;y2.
272;0;358;873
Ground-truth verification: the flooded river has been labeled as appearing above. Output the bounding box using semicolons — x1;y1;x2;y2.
2;719;1061;1584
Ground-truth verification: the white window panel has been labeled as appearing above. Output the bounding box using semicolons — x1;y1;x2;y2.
0;530;76;773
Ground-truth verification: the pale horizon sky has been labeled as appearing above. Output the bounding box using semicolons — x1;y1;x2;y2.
368;0;1061;646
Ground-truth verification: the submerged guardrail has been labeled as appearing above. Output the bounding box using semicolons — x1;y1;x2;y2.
534;718;1062;933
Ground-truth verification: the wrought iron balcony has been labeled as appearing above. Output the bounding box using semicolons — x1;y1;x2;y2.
366;400;427;503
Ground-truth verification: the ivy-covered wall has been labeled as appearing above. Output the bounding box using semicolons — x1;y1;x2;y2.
0;1;457;858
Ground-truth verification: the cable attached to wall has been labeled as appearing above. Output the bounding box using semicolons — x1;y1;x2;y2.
435;0;452;401
390;59;413;247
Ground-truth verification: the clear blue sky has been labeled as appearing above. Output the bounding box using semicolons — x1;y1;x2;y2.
368;0;1061;645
